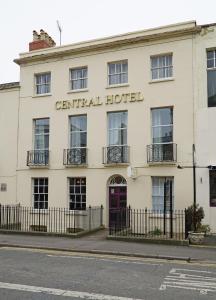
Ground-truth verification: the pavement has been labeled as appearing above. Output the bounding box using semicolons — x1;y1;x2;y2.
0;229;216;262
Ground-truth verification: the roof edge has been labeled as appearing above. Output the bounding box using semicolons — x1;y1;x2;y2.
0;82;20;91
14;23;200;66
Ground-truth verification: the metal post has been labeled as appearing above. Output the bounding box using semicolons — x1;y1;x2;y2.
163;178;167;235
192;144;197;231
170;181;173;238
89;205;92;231
100;205;103;226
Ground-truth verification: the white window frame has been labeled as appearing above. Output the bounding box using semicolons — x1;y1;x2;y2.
107;111;128;146
70;67;88;90
69;115;87;149
108;60;128;86
33;118;50;151
151;107;173;145
68;177;86;210
32;177;48;209
207;49;216;70
151;54;173;80
35;72;51;95
152;177;174;211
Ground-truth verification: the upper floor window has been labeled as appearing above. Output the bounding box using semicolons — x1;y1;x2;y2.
108;60;128;86
70;115;87;148
151;54;173;80
151;107;173;144
207;50;216;107
70;67;87;90
35;73;51;95
108;111;127;146
34;118;49;150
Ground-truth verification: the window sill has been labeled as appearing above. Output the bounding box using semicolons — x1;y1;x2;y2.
148;161;177;166
64;164;88;168
103;163;129;167
27;165;49;169
67;89;89;94
149;78;174;84
106;83;129;89
32;93;52;98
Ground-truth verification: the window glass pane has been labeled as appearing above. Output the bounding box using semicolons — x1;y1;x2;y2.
207;51;214;60
167;55;172;66
82;79;87;89
159;56;165;67
108;61;128;85
207;59;214;68
122;62;128;72
152;177;174;210
152;108;173;126
83;68;87;78
109;63;115;74
35;73;51;94
121;73;128;84
33;178;48;209
69;177;86;210
210;171;216;207
166;67;173;78
116;63;121;73
71;68;88;90
151;57;158;68
34;119;49;150
152;126;173;143
71;116;87;132
208;70;216;107
152;69;158;80
108;112;127;145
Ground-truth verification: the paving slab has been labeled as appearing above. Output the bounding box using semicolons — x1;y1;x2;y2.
0;230;215;262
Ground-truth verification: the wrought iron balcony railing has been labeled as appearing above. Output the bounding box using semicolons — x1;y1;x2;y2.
103;145;130;164
147;143;177;163
63;148;87;166
27;150;49;167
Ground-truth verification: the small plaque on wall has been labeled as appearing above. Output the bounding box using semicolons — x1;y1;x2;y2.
1;183;7;192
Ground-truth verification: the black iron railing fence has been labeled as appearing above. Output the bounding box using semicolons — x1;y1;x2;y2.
109;207;187;240
27;150;49;166
147;143;177;163
63;148;87;165
103;145;130;164
0;205;103;234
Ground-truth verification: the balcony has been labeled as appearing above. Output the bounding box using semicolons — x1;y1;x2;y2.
103;145;130;165
63;148;87;166
147;143;177;164
27;150;49;167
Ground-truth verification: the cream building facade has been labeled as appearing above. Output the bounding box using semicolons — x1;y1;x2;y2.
0;21;215;229
194;24;216;232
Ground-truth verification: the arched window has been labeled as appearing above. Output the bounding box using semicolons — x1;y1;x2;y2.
109;175;127;186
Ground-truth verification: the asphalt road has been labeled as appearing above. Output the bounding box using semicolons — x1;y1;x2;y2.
0;247;216;300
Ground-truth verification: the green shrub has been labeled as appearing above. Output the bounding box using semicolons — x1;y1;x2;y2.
185;204;205;232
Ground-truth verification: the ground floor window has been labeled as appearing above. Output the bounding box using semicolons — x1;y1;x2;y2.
210;171;216;207
152;177;174;211
69;177;86;210
33;178;48;209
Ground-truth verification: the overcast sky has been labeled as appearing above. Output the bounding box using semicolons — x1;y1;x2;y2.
0;0;216;83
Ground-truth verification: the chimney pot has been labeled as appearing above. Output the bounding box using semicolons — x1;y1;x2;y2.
29;29;56;51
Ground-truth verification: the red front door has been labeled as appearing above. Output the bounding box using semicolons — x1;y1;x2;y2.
109;186;127;228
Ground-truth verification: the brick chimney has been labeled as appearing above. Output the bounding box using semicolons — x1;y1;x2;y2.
29;29;56;51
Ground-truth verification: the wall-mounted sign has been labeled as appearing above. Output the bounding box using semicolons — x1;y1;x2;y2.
55;92;144;110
